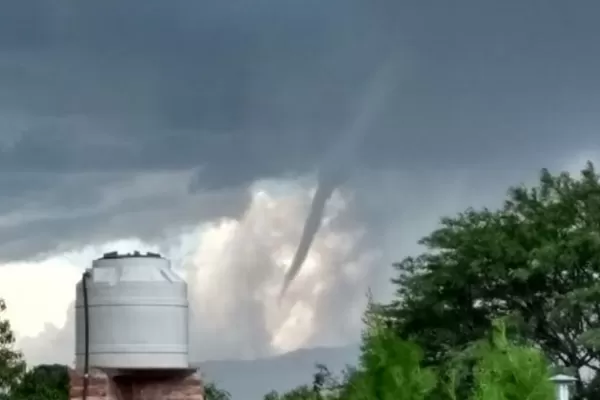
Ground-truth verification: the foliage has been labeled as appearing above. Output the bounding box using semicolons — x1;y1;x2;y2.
10;364;69;400
345;302;437;400
263;385;317;400
0;299;25;396
266;318;556;400
1;300;69;400
384;162;600;396
204;381;232;400
262;364;342;400
468;319;554;400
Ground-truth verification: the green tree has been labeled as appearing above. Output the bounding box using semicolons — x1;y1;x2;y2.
261;365;341;400
263;385;318;400
261;314;557;400
10;364;69;400
470;320;554;400
345;301;437;400
264;301;438;400
0;299;25;398
384;162;600;394
204;381;232;400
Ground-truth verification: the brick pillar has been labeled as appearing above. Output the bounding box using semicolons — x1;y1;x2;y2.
69;369;116;400
69;368;204;400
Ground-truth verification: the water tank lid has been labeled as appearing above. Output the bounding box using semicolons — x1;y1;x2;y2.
550;374;577;383
99;251;163;260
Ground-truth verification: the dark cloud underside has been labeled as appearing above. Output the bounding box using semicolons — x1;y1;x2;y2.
0;0;599;259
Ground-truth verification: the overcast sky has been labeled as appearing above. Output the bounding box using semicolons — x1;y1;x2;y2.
1;0;600;366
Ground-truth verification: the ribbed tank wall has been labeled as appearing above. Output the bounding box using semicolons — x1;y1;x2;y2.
75;253;189;371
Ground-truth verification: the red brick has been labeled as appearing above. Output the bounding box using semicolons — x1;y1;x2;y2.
70;368;203;400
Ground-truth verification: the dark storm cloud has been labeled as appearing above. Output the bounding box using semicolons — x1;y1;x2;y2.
1;0;600;260
0;169;249;261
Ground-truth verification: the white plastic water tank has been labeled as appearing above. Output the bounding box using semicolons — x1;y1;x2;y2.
75;251;189;372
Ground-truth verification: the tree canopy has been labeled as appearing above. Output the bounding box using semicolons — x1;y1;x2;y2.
10;364;69;400
385;162;600;394
0;299;25;398
204;381;233;400
263;310;555;400
0;300;70;400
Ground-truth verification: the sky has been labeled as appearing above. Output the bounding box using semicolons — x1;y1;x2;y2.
1;0;600;367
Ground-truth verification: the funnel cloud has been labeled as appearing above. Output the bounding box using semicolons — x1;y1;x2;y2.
280;61;399;297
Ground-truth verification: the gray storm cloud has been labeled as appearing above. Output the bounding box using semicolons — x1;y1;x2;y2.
1;1;599;261
280;61;398;297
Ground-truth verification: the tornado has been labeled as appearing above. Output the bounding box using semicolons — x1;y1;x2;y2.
279;175;336;298
279;59;398;298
